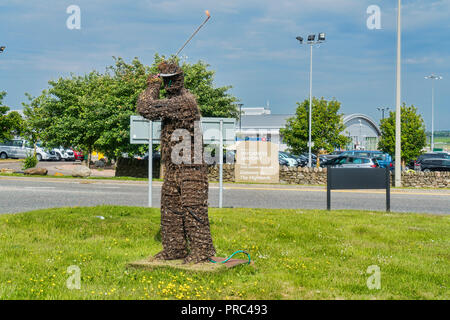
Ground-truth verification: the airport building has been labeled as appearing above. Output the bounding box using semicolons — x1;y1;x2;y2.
236;108;381;152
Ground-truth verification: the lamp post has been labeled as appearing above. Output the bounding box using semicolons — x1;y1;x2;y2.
394;0;402;187
237;103;244;133
424;74;442;151
0;46;5;53
296;33;326;167
377;107;390;120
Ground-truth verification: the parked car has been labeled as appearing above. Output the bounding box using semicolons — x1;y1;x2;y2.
0;139;28;159
324;150;345;160
340;150;392;168
51;147;75;161
71;148;84;161
321;156;379;168
279;151;298;167
298;153;317;167
409;152;449;170
417;158;450;172
291;154;308;167
279;157;289;166
0;139;55;161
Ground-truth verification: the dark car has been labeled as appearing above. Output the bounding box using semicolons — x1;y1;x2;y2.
279;158;289;166
410;152;450;170
324;150;345;160
321;156;379;168
418;158;450;172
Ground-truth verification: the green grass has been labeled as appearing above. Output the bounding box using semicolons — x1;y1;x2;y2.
0;206;448;300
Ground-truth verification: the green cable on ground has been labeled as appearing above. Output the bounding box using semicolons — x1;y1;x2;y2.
209;250;251;265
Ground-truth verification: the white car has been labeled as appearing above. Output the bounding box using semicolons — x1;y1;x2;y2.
51;147;75;161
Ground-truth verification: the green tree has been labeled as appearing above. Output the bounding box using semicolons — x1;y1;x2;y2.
22;55;239;161
378;104;426;163
280;97;350;156
0;91;23;142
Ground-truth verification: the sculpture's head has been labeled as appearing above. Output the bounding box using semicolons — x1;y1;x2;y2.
158;60;184;95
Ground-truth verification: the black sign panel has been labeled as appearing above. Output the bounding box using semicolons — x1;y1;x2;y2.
327;168;390;212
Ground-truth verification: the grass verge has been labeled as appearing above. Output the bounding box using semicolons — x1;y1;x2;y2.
0;206;448;300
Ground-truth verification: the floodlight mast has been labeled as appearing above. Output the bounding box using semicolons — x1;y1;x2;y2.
296;33;326;167
424;74;443;151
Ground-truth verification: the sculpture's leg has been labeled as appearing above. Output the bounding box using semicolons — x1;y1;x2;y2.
180;166;215;264
154;169;188;260
183;205;216;264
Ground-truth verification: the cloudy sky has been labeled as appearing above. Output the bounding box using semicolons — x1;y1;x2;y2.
1;0;449;129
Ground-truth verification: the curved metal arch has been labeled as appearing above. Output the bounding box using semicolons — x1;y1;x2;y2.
343;113;381;136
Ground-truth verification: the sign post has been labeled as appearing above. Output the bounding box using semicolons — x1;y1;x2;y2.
327;168;391;212
148;121;153;207
130;116;235;209
219;119;223;208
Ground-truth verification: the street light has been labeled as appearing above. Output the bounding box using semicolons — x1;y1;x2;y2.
424;74;443;151
237;103;244;132
296;32;326;167
0;46;5;53
394;0;402;187
377;107;390;120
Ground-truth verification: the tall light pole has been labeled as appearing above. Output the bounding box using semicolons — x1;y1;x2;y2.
424;74;443;151
237;103;244;133
377;107;390;120
394;0;402;187
0;46;5;54
296;33;326;167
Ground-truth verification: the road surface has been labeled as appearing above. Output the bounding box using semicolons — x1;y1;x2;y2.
0;177;449;215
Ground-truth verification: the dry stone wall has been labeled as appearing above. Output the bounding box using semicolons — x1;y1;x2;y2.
116;159;449;188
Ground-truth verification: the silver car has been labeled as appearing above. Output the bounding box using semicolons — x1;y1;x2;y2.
323;156;379;168
0;139;55;161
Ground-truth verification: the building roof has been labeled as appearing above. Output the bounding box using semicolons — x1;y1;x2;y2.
343;113;381;136
239;114;293;129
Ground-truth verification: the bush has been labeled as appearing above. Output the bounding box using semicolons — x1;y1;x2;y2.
22;155;38;170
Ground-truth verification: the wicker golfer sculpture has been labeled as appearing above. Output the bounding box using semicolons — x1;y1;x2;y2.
137;61;216;264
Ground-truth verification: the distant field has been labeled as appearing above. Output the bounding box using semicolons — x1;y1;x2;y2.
428;136;450;151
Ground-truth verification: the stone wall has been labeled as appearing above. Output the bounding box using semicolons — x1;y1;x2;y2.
208;164;235;182
400;170;450;188
115;157;161;178
115;159;450;188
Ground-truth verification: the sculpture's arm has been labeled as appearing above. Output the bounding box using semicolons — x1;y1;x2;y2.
137;79;196;121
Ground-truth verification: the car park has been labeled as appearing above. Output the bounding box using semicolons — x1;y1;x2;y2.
0;139;55;161
51;147;75;161
71;148;84;161
340;150;392;168
321;155;379;168
417;158;450;172
409;152;449;170
324;150;344;160
279;151;299;167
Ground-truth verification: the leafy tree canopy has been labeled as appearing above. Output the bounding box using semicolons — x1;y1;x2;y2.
22;55;239;159
280;97;350;155
378;104;426;162
0;91;23;142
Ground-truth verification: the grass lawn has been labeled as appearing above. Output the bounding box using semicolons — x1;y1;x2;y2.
0;206;448;300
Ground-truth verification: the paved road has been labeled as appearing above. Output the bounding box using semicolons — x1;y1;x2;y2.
1;177;449;215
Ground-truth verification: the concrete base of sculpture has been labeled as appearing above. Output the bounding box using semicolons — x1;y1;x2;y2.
127;256;252;273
